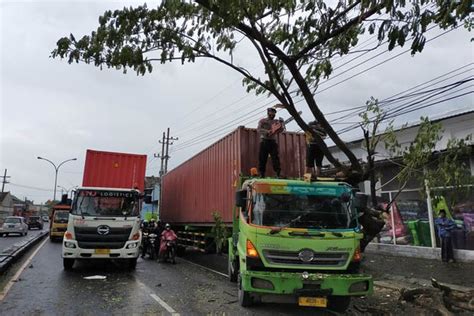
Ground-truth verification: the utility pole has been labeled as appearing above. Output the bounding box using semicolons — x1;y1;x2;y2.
1;169;11;193
164;128;178;174
154;128;178;176
155;132;166;177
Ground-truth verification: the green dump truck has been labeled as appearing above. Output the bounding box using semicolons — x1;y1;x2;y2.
228;178;372;311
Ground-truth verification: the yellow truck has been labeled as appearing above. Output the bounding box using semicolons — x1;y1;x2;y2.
49;204;71;241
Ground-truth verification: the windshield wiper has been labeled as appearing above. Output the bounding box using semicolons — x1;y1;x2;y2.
269;212;311;235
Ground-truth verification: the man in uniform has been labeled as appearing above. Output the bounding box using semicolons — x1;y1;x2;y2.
257;107;285;178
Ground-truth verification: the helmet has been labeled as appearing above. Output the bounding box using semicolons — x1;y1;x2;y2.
150;218;156;223
165;223;171;228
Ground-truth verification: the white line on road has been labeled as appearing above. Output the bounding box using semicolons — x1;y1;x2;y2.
0;236;48;301
179;258;228;278
150;293;180;316
136;280;180;316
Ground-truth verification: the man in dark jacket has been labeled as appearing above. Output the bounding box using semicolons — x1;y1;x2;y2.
257;108;284;178
435;209;457;263
305;120;327;178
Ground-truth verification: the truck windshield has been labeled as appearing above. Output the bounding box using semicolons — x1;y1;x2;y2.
72;190;139;217
251;193;356;229
54;211;69;223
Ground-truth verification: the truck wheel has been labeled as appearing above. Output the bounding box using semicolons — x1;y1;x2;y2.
328;296;351;313
127;258;137;270
238;275;252;307
228;259;238;283
63;258;74;271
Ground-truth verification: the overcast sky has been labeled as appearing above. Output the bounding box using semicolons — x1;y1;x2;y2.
0;1;472;203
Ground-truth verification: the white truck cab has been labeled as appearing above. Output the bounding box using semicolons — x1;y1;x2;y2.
62;187;142;270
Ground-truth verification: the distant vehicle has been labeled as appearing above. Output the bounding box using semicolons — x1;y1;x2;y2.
42;215;49;222
27;216;44;230
50;204;70;241
0;216;29;236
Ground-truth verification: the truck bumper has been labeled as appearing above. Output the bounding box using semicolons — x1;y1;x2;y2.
62;240;140;259
240;270;373;297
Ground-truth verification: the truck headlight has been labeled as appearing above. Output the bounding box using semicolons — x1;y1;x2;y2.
126;242;139;249
64;242;76;249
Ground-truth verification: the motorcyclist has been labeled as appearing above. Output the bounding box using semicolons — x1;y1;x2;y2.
159;223;177;261
140;220;149;258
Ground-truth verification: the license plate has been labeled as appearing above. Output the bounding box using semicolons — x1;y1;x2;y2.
298;297;327;307
94;249;110;254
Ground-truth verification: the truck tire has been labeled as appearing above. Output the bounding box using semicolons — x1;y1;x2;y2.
127;258;137;270
328;296;351;313
238;275;252;307
63;258;74;271
228;259;238;283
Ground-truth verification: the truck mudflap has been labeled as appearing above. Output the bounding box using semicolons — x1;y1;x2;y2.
240;270;373;297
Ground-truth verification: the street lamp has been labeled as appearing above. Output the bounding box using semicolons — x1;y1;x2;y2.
57;185;78;197
37;157;77;202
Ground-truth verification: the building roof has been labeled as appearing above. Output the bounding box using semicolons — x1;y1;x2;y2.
0;192;10;204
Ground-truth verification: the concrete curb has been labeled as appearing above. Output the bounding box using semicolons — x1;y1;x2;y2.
365;243;474;263
0;231;48;274
374;278;474;293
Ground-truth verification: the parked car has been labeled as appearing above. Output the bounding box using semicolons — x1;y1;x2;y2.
0;216;29;236
27;216;44;230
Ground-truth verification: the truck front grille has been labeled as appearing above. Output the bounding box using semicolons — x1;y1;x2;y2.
263;250;349;267
75;226;132;249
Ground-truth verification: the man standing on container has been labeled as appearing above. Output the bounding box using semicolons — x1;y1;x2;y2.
257;107;284;178
305;120;327;179
435;209;457;263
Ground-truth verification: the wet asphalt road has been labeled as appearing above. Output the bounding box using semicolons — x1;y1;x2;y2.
0;228;45;252
0;240;335;315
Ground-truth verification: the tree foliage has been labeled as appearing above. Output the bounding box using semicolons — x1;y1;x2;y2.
211;211;228;254
51;0;472;176
385;117;473;207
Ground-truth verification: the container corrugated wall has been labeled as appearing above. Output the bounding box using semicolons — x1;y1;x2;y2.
161;127;306;224
82;149;147;192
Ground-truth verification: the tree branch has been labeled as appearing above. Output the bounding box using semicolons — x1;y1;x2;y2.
294;4;384;60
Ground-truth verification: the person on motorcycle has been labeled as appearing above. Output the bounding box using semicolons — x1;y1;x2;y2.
141;220;149;258
159;223;177;262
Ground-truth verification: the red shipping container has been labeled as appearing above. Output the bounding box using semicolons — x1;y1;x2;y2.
161;127;306;225
82;149;147;192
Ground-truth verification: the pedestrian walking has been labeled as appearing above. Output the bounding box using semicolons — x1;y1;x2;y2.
435;209;457;263
257;107;284;178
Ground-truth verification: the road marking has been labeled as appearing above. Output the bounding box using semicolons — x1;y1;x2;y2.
179;258;228;278
136;280;180;316
150;293;180;316
0;236;48;301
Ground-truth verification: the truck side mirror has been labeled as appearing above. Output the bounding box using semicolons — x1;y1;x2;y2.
235;190;247;208
354;193;368;209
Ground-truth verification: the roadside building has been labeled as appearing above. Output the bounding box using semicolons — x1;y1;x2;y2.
0;192;14;221
325;110;474;255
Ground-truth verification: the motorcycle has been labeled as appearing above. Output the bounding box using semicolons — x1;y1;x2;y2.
159;237;177;264
141;232;159;260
